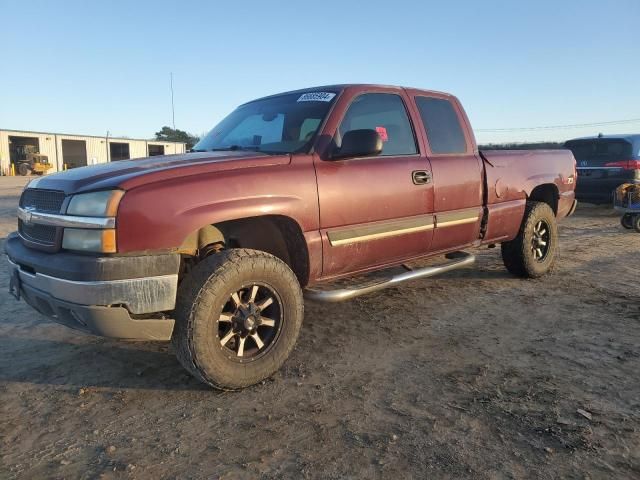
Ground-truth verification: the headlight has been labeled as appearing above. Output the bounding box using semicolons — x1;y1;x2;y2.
62;229;117;253
66;190;124;217
63;190;123;252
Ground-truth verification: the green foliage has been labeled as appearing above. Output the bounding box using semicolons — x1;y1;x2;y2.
155;126;200;149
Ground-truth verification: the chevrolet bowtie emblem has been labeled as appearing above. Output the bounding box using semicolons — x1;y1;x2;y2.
23;207;35;223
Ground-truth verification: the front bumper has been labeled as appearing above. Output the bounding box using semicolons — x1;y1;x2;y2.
5;233;179;340
18;281;175;340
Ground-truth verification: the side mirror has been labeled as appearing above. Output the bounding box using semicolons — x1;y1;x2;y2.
331;129;383;160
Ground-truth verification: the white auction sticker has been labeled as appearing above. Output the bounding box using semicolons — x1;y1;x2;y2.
297;92;336;102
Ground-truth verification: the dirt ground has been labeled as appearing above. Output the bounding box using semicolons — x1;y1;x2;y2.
0;176;638;479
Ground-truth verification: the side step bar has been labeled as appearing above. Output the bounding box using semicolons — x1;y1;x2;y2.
304;251;475;303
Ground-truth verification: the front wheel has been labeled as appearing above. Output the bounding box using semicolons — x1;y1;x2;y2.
172;249;304;390
621;214;634;230
501;201;558;278
633;215;640;233
17;163;30;176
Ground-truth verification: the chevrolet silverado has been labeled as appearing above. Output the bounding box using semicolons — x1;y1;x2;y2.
6;84;577;389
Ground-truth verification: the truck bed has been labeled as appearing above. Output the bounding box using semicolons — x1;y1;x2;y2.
479;149;576;242
481;149;575;205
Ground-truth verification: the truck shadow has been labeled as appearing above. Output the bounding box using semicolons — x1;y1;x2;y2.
0;335;213;392
434;268;512;280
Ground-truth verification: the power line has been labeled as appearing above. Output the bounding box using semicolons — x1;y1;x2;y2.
477;118;640;132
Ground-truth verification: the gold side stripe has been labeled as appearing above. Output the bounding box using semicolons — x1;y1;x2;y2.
327;208;481;247
330;224;434;246
328;216;434;246
436;208;481;228
437;217;479;228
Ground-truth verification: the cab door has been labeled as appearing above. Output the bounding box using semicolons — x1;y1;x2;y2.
412;94;483;252
314;89;434;278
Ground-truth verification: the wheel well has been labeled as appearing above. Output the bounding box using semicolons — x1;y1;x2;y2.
528;184;559;215
180;216;310;287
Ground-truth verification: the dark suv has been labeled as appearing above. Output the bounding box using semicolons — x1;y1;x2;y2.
565;134;640;204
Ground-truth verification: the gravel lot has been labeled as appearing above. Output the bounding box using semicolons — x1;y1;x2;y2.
1;176;639;479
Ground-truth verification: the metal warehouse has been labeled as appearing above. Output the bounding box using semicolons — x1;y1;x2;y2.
0;129;187;176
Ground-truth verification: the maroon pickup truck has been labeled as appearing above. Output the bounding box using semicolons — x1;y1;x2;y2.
6;84;577;389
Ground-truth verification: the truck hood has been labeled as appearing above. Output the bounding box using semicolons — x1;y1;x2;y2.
26;151;291;194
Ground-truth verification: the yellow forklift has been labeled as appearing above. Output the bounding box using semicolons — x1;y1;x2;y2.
11;145;53;176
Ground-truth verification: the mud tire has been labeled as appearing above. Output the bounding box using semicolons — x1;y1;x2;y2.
501;201;558;278
172;249;304;390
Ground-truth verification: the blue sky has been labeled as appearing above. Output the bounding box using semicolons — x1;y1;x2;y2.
2;0;638;144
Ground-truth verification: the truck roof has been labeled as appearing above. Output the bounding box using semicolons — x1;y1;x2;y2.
244;84;454;105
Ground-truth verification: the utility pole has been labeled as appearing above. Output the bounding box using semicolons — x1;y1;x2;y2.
170;72;176;130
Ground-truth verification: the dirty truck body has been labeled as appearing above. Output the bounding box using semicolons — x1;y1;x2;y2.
6;84;577;389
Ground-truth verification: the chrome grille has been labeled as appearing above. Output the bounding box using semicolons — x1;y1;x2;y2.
20;189;66;214
18;219;58;245
18;188;65;248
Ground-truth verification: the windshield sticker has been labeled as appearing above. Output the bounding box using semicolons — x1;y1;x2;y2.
375;126;389;142
297;92;336;102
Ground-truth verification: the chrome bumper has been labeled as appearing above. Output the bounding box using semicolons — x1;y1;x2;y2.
7;258;178;314
17;206;116;229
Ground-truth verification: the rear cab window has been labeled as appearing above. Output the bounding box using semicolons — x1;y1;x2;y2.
338;93;417;156
415;96;467;155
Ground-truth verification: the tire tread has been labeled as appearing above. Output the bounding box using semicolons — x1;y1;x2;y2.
172;249;303;390
501;201;558;278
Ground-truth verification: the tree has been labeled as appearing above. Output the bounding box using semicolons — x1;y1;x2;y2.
155;126;200;149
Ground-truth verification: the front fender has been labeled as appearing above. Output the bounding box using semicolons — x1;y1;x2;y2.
115;163;319;253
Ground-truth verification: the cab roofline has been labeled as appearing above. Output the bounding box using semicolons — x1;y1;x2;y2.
239;84;453;107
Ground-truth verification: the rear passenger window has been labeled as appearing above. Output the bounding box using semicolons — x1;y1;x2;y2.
338;93;417;156
415;97;467;154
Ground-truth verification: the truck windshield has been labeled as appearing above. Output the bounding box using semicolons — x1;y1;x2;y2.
193;91;339;154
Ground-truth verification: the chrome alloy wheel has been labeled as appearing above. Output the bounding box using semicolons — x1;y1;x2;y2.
217;284;282;360
531;220;550;261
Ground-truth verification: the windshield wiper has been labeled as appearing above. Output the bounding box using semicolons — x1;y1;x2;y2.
208;145;289;155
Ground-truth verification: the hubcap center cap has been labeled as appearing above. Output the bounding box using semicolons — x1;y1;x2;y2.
244;315;256;330
236;303;260;334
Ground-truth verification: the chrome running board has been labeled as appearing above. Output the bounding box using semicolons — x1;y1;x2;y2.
304;251;475;303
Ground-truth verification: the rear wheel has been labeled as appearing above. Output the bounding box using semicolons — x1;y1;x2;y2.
621;214;634;229
172;249;304;390
501;201;558;278
633;215;640;233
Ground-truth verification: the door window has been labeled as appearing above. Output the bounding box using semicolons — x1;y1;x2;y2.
338;93;417;156
415;96;467;154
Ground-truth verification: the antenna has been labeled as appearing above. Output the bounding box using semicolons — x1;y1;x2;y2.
170;72;176;130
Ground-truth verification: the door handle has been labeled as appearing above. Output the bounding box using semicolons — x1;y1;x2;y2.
412;170;432;185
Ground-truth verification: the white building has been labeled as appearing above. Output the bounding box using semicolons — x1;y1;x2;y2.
0;129;187;175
